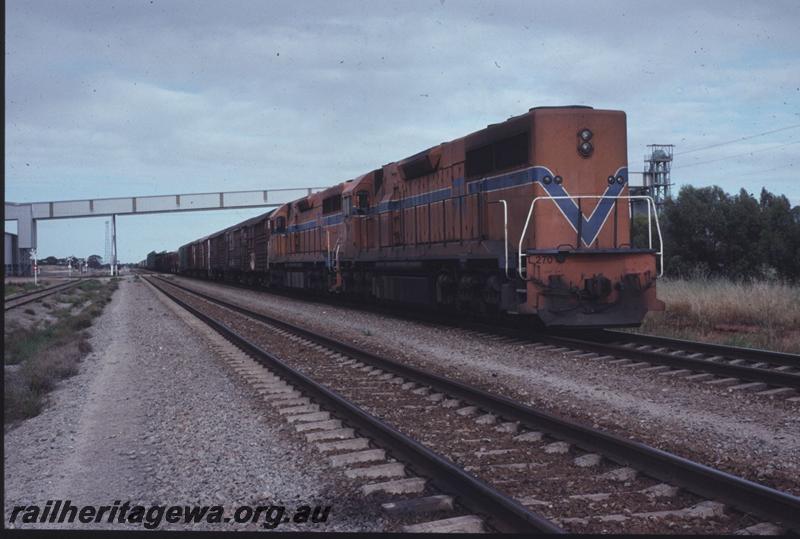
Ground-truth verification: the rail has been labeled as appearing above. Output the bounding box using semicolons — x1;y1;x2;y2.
148;276;800;531
596;329;800;368
147;276;562;533
4;279;84;311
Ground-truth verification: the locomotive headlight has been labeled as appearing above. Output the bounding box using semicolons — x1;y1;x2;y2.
616;175;625;185
578;141;593;157
579;128;593;141
554;175;563;185
543;175;553;185
607;175;616;185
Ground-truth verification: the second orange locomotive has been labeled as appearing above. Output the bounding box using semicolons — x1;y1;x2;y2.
178;106;664;327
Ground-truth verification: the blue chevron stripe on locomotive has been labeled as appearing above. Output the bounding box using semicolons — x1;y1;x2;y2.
284;165;628;247
468;165;628;247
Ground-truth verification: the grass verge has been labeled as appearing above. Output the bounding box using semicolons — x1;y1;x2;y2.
4;278;119;424
637;277;800;353
4;281;49;297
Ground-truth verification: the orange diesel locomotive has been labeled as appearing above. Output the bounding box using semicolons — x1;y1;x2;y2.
178;106;664;327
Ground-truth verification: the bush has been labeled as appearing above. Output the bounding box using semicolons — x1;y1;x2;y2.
73;318;93;330
4;279;117;424
4;378;42;422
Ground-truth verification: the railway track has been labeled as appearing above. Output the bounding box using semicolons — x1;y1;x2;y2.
469;327;800;398
584;329;799;390
146;275;799;534
596;329;798;368
149;272;800;399
4;279;84;311
146;276;559;534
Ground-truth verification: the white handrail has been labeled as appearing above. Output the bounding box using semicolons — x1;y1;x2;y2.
517;195;664;279
489;200;510;278
500;199;509;278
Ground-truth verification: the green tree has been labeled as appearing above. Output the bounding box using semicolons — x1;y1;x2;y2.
87;254;103;268
662;186;731;277
758;189;800;280
724;189;762;278
661;185;800;281
630;214;652;249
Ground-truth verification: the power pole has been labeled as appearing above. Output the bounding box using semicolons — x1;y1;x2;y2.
111;214;118;276
104;220;111;275
30;249;38;286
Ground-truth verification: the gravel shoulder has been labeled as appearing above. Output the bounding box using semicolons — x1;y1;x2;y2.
4;276;383;532
170;276;800;496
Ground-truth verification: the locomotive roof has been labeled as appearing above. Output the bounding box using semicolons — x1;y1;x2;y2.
175;105;620;253
218;209;273;233
393;105;608;168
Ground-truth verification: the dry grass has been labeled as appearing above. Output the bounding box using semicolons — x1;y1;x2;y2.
637;277;800;353
4;279;119;424
4;281;49;297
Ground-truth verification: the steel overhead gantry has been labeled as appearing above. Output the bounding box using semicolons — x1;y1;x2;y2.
4;187;324;276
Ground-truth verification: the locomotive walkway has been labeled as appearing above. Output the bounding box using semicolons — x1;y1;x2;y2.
146;275;800;534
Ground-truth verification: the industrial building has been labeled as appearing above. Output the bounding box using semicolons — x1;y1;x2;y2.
4;231;30;276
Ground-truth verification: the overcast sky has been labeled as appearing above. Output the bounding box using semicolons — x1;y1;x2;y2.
6;0;800;262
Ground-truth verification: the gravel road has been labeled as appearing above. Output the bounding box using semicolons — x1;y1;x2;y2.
168;276;800;496
4;277;383;532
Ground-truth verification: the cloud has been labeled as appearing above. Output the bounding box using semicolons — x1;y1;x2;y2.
5;0;800;260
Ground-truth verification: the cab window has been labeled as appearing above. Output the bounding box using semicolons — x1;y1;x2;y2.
356;191;369;213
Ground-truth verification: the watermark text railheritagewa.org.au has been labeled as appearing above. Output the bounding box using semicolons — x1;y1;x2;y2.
8;500;332;529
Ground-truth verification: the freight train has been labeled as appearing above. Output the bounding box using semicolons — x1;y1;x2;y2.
145;250;179;274
148;106;665;327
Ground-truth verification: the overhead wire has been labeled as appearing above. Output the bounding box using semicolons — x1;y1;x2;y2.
734;162;795;177
675;124;800;156
672;140;800;169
